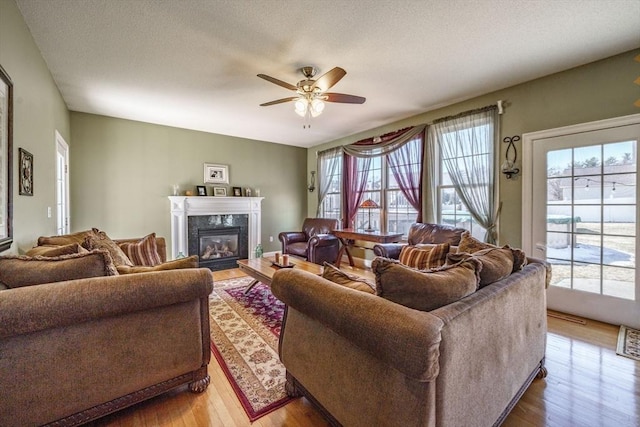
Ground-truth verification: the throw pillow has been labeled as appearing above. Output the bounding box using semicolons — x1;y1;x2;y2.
83;228;134;267
0;250;118;289
398;243;450;270
372;257;481;312
25;243;88;257
118;233;163;266
322;262;375;294
446;247;514;287
37;229;97;246
458;231;527;272
116;255;199;274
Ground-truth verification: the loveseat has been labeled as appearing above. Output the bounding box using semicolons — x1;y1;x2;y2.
271;232;549;427
0;230;213;426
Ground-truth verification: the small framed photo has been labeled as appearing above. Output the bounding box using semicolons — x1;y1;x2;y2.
19;148;34;196
213;187;227;196
196;185;207;196
204;163;229;184
232;186;242;197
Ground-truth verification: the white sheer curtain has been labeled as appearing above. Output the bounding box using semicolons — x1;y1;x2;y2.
430;106;500;243
316;147;342;216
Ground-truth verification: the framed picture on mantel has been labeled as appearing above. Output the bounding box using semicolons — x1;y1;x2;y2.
204;163;229;184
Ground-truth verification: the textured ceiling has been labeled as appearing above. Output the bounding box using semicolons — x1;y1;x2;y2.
14;0;640;148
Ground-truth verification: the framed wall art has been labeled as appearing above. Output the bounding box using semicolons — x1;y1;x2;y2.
0;65;13;252
204;163;229;184
19;148;33;196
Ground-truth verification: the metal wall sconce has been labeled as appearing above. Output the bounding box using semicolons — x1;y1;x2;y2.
308;171;316;192
501;136;520;179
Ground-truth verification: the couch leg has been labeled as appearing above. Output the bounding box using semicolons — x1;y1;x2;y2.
535;357;548;379
285;372;303;398
189;375;210;393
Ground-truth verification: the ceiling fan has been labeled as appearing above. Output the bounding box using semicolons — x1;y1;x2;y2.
257;66;365;127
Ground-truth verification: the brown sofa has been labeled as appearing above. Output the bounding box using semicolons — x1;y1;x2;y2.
279;217;341;265
271;257;549;427
0;233;213;426
373;222;467;259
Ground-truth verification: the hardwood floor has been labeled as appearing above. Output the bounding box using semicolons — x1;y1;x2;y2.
93;269;639;427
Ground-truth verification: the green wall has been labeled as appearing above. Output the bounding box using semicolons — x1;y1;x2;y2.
0;0;71;254
308;49;640;247
70;112;307;253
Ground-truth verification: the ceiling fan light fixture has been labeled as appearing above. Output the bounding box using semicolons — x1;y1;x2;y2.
310;98;325;117
294;98;308;117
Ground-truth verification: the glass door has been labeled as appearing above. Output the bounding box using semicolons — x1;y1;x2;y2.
530;122;640;327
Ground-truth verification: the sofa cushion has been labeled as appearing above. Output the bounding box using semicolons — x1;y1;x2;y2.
83;228;134;267
117;233;163;266
115;255;199;274
372;257;481;312
37;229;97;246
322;262;375;294
0;250;118;288
446;247;514;287
398;243;449;270
26;243;87;257
458;231;527;272
287;242;308;258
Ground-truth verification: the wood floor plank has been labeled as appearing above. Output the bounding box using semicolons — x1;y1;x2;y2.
92;269;639;427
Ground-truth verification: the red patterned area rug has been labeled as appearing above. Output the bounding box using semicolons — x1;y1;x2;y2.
209;276;292;422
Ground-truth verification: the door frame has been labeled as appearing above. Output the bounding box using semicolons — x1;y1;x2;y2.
55;130;70;235
522;113;640;328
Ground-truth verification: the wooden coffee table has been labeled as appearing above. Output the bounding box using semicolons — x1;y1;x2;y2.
237;256;323;294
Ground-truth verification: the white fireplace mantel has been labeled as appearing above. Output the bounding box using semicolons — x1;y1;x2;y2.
168;196;263;260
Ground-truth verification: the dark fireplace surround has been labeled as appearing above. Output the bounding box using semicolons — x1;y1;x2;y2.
188;214;249;271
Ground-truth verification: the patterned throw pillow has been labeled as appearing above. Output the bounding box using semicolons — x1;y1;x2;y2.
458;231;527;272
83;228;134;267
322;262;376;293
372;257;481;312
26;243;87;257
118;233;163;266
446;247;514;287
0;250;118;288
37;229;97;246
116;255;199;274
398;243;450;270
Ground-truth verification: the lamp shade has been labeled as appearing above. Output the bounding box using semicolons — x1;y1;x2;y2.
359;199;380;209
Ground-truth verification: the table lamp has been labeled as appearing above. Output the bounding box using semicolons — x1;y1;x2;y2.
359;199;380;232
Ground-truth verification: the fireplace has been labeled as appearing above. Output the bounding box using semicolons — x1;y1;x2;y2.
169;196;263;271
197;227;240;270
187;214;249;271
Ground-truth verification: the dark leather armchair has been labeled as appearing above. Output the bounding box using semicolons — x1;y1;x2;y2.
373;222;467;259
279;218;340;265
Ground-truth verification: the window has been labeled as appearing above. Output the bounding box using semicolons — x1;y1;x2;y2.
430;108;498;242
318;149;342;221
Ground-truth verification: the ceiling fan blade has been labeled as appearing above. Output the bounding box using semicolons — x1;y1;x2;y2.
312;67;346;92
257;74;297;91
324;93;366;104
260;96;298;106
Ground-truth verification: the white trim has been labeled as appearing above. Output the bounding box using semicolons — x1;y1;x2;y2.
55;131;70;234
522;113;640;254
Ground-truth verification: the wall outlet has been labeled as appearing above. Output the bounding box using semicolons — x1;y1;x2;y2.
47;207;52;218
269;236;273;242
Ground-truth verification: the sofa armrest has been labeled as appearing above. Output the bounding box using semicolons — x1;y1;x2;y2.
271;269;444;381
373;242;405;259
278;231;307;245
308;233;339;248
0;268;213;339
